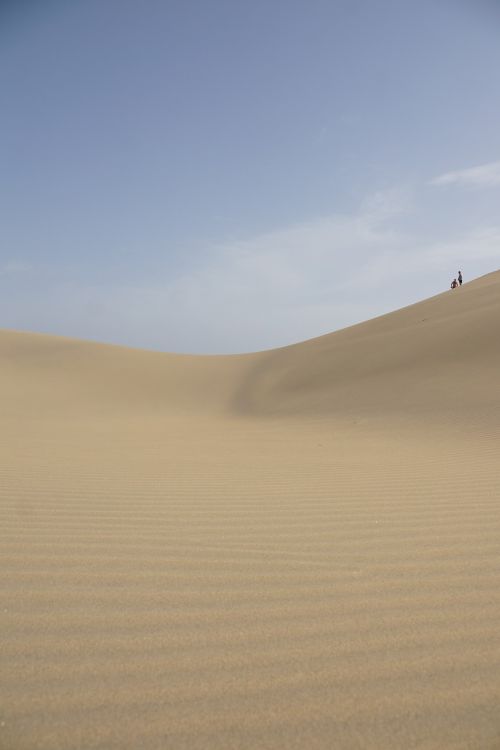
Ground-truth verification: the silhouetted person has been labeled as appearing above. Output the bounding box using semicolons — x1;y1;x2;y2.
458;270;463;286
451;278;458;289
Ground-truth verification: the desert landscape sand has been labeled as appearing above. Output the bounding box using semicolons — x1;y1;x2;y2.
2;271;500;749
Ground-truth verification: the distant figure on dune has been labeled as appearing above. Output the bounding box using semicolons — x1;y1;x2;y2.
451;278;459;290
458;270;463;286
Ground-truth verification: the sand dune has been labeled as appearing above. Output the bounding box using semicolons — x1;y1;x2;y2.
2;272;500;749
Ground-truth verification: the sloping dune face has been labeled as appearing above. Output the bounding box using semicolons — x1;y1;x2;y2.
2;272;500;749
234;270;500;423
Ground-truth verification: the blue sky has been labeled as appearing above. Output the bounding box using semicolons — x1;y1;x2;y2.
1;0;500;353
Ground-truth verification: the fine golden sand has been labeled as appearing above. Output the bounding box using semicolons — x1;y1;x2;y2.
2;272;500;749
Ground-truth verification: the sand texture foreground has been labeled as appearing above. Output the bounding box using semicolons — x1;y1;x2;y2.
2;272;500;749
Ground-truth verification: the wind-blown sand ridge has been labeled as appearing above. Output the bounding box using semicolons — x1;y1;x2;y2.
1;272;500;749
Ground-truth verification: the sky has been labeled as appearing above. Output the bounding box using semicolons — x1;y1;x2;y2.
1;0;500;354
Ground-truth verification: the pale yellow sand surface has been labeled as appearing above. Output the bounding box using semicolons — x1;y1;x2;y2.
1;272;500;749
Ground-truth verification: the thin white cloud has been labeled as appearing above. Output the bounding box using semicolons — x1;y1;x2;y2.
431;160;500;189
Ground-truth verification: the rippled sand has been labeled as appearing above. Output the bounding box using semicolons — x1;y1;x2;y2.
2;271;500;749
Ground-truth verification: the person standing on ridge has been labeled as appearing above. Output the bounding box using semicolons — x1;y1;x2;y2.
458;270;463;286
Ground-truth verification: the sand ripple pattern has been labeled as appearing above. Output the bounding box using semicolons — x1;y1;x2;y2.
2;273;500;749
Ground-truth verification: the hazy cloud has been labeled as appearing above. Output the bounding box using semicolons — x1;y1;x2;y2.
431;161;500;189
347;226;500;290
3;189;500;354
81;194;500;352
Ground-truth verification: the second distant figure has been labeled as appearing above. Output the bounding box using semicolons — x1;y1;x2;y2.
458;270;463;286
451;278;458;289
